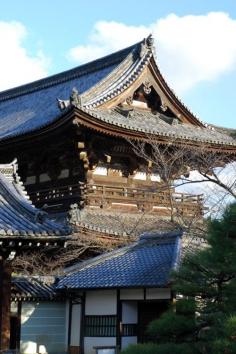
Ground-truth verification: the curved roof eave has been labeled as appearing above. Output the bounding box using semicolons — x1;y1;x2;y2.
72;108;236;154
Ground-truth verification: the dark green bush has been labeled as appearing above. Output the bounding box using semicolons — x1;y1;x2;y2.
147;311;196;342
121;342;197;354
176;298;195;315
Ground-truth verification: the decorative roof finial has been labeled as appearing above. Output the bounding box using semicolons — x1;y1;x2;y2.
139;34;154;58
70;87;83;108
57;87;83;111
146;34;154;48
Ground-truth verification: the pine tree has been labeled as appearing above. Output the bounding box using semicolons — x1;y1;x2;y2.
122;203;236;354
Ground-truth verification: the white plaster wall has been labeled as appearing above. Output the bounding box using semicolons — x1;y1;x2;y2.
146;288;171;299
20;301;67;354
84;337;116;354
70;304;81;346
121;337;137;350
120;289;144;300
122;302;137;323
121;302;138;351
85;290;117;315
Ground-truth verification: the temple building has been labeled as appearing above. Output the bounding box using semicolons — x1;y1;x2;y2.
0;35;235;354
0;35;235;231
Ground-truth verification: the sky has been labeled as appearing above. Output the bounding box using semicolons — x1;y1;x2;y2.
0;0;236;128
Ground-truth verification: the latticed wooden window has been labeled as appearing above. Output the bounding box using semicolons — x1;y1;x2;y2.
85;315;117;337
122;323;137;336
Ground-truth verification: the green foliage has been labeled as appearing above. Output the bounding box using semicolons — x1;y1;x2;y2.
121;343;159;354
176;298;195;315
121;343;197;354
147;310;196;342
208;338;236;354
122;203;236;354
224;315;236;338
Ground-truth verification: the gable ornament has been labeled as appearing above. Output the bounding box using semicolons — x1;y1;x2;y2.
139;34;154;58
57;87;83;111
126;96;133;105
143;81;151;95
160;100;168;112
70;87;83;107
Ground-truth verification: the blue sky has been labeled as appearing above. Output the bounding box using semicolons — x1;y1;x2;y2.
1;0;236;128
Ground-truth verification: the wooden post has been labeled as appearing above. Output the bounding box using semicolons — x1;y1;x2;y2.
0;258;12;351
116;289;122;351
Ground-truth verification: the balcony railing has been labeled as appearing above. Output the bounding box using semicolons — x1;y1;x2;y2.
28;183;82;210
85;183;204;216
28;182;204;216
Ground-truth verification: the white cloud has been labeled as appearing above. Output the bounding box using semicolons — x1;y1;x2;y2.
68;12;236;93
68;21;149;63
0;21;49;91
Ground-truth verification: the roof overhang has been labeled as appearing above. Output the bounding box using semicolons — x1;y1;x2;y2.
72;107;236;154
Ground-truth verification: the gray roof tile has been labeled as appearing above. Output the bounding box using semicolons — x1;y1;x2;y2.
84;108;236;146
77;208;176;237
0;162;70;238
12;277;61;300
0;43;139;141
57;231;182;289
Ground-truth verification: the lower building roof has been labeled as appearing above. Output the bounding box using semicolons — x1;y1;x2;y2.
12;276;63;301
57;230;182;290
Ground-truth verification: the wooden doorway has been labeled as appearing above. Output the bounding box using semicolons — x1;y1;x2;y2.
138;301;169;343
10;315;20;350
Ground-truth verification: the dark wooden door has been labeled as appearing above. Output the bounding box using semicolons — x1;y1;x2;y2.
10;316;20;350
138;301;168;343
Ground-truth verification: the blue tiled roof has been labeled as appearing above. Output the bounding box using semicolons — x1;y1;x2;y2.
57;231;182;289
0;43;139;141
0;162;70;237
12;277;62;300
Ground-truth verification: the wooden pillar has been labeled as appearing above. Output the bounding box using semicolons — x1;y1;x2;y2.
0;258;12;351
79;292;85;354
116;289;122;350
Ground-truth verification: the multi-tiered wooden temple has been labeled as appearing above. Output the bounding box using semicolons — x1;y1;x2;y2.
0;35;235;228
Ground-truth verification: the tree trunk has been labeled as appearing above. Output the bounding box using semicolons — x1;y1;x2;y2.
0;258;12;351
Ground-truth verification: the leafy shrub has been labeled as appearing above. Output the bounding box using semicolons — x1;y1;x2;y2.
147;311;196;342
121;342;196;354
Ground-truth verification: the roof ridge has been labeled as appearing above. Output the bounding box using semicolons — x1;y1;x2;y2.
0;41;141;103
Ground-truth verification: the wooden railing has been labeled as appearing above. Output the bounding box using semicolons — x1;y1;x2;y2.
85;183;204;216
28;183;82;210
28;182;204;216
